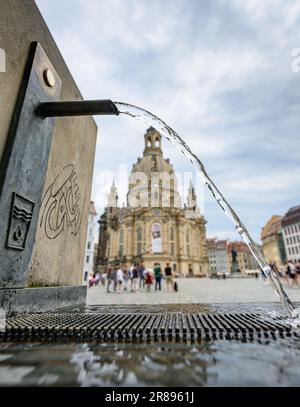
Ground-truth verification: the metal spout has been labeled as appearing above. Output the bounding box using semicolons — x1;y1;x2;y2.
35;99;119;118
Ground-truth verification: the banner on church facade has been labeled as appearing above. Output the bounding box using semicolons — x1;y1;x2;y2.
152;223;162;253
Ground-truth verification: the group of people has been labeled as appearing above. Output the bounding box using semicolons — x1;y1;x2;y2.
98;262;177;294
268;260;300;287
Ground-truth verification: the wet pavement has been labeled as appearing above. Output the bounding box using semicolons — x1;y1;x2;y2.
1;335;300;387
2;277;300;387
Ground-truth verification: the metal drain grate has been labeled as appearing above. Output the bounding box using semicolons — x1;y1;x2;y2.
0;313;298;342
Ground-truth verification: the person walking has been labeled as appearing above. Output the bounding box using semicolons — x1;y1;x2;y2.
122;267;128;291
288;261;297;287
296;260;300;286
164;263;173;293
111;268;118;293
145;270;153;292
116;267;124;293
106;268;113;293
139;263;146;290
154;263;162;291
132;264;139;292
128;264;134;292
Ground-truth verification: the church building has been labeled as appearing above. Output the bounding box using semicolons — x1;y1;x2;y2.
96;127;208;276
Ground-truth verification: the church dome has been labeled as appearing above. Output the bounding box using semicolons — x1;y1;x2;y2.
131;127;175;176
128;128;181;208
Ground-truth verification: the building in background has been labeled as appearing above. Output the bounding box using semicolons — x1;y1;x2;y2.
261;215;286;266
207;238;229;275
207;238;217;274
281;205;300;262
227;241;259;273
83;201;98;283
96;127;209;276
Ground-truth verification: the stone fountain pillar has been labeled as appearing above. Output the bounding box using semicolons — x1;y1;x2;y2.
0;0;97;314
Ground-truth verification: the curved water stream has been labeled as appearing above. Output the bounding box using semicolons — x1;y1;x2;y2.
114;102;298;318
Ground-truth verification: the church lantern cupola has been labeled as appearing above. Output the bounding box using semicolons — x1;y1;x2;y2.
143;127;162;157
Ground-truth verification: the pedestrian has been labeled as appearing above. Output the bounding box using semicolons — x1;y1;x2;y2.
288;261;297;287
88;273;94;288
261;270;267;283
111;268;118;292
270;262;280;276
132;264;139;292
154;263;162;291
100;272;106;286
139;263;146;290
116;267;124;293
164;263;173;292
106;268;112;293
278;265;285;280
128;264;134;291
123;267;128;291
296;260;300;286
91;273;97;287
145;270;153;292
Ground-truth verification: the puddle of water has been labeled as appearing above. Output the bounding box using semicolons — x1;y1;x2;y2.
1;338;300;387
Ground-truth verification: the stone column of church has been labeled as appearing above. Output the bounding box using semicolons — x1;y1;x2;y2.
162;221;167;257
127;226;133;261
145;221;151;258
131;219;136;260
125;223;131;261
176;219;183;275
111;230;116;260
115;230;120;260
200;221;208;274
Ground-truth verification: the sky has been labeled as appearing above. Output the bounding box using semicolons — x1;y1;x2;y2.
36;0;300;243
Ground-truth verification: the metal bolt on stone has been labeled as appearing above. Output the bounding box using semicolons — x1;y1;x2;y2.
43;69;55;87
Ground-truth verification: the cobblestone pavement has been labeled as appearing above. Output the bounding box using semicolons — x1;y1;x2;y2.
87;277;300;306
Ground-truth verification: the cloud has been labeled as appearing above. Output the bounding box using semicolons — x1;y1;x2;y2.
36;0;300;242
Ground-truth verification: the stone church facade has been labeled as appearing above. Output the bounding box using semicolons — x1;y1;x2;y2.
96;128;208;276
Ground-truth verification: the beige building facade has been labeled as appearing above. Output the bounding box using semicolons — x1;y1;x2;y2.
96;128;209;276
261;215;286;266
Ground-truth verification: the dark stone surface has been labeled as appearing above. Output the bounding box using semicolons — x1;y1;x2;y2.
0;43;62;288
0;286;87;316
0;0;97;288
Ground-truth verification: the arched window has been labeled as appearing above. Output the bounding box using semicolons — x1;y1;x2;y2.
137;226;143;255
119;228;124;257
155;137;160;147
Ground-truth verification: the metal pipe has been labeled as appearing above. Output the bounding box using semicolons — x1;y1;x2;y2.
35;99;119;118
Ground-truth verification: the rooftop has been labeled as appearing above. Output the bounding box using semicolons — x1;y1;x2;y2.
282;205;300;227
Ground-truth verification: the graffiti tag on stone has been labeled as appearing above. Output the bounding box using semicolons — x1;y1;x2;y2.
40;165;85;239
